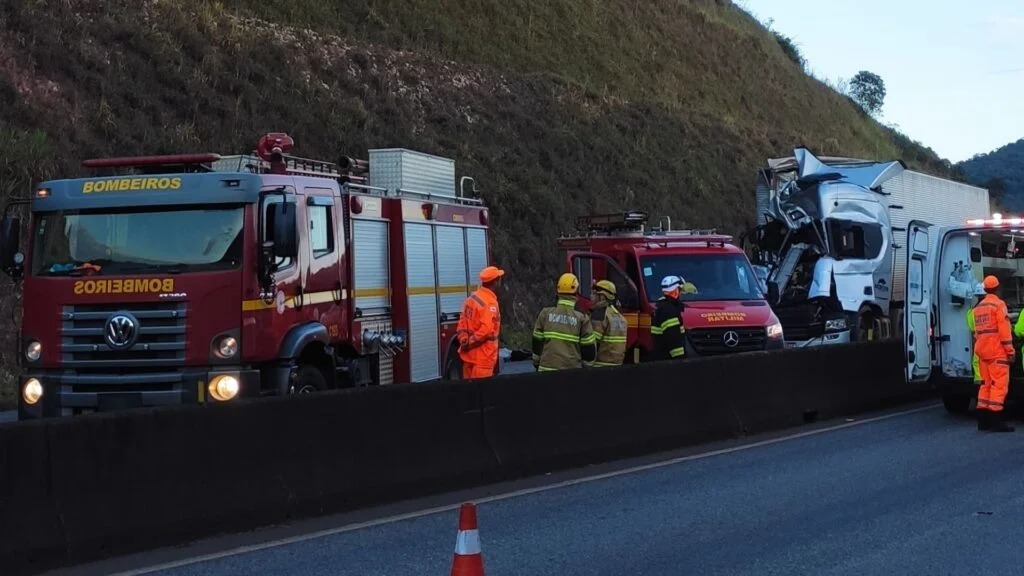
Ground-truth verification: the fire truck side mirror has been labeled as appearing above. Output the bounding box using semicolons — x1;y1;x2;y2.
268;202;298;258
0;216;22;277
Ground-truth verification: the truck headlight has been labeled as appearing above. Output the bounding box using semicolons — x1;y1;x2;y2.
208;374;240;401
25;340;41;362
22;378;43;405
767;322;784;339
825;318;848;332
214;336;238;359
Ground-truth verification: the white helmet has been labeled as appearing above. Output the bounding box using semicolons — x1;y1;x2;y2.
973;283;987;297
661;275;683;294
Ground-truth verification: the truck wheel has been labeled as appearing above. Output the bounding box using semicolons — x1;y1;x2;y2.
293;364;328;394
942;393;971;415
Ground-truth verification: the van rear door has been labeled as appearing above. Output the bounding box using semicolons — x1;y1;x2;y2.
905;220;933;383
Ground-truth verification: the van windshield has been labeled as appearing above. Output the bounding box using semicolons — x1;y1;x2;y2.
639;254;766;302
32;206;245;276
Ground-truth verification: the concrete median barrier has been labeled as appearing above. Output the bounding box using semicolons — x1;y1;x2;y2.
0;340;926;575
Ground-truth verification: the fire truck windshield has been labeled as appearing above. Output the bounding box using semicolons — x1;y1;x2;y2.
639;254;766;302
31;206;244;276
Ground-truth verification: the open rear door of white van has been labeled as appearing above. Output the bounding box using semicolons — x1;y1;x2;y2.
905;220;933;383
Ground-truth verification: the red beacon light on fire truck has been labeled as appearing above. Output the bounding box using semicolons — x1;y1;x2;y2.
967;213;1023;227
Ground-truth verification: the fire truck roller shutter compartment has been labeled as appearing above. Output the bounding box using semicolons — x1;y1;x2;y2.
435;225;469;320
352;219;391;312
466;228;488;289
405;222;441;382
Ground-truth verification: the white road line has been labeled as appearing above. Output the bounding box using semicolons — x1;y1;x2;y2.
110;402;941;575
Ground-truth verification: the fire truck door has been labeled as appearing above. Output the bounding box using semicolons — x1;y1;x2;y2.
302;188;343;332
405;222;440;382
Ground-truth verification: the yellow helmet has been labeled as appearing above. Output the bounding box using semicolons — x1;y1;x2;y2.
593;280;617;298
557;273;580;295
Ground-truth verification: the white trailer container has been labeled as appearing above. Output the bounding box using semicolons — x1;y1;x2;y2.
883;170;991;300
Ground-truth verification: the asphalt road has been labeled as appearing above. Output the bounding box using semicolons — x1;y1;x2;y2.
50;401;1024;576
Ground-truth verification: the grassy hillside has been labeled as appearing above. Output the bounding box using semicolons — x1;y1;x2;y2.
959;138;1024;212
0;0;956;399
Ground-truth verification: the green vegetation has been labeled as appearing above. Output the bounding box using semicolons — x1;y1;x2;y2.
959;139;1024;212
0;0;960;381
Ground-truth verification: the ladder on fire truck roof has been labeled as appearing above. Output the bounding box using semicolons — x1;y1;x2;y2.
80;132;484;206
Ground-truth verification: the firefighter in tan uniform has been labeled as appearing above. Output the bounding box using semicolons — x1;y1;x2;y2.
587;280;627;367
532;273;597;371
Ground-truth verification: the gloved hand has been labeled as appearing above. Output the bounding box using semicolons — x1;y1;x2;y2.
532;354;540;371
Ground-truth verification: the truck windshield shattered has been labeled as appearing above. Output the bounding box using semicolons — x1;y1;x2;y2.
32;206;244;276
639;254;765;302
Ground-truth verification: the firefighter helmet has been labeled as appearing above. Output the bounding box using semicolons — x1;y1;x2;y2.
593;279;617;298
557;273;580;295
661;275;683;294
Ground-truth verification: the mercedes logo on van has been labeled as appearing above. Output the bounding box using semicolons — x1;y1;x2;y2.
104;312;140;350
722;331;740;348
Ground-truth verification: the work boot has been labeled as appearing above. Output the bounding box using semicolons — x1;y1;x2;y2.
990;412;1015;433
977;409;991;431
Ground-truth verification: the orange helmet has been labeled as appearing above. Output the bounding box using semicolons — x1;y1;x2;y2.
983;275;1000;290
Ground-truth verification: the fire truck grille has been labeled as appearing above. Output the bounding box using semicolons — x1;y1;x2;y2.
60;301;187;370
688;327;767;355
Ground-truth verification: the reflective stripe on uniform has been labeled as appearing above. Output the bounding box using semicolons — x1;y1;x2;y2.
669;347;685;358
538;331;583;343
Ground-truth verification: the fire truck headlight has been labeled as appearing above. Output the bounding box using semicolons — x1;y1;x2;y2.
25;340;42;362
22;378;43;405
215;336;239;359
766;322;784;339
208;375;240;401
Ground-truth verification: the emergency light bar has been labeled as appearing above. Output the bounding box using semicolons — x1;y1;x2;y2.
578;211;649;232
967;213;1024;227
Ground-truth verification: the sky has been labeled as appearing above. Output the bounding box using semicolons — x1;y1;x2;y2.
738;0;1024;163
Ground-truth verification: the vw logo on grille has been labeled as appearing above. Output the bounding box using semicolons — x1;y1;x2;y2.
104;312;140;350
722;330;740;348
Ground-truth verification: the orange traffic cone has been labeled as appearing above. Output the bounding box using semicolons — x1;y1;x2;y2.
450;502;485;576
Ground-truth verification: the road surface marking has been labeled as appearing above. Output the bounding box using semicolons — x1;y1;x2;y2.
111;402;941;575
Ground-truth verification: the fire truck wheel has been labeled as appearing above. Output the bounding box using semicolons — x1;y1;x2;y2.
293;364;328;394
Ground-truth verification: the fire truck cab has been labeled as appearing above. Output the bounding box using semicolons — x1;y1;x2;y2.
557;211;785;362
0;133;494;420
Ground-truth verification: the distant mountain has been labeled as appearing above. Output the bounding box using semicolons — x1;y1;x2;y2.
958;138;1024;212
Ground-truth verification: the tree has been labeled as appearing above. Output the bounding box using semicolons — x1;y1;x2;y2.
985;177;1008;206
848;71;886;116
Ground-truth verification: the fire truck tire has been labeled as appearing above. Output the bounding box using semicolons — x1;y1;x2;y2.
293;364;328;394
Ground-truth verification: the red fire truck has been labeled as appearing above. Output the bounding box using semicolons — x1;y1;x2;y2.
558;211;785;361
0;133;494;420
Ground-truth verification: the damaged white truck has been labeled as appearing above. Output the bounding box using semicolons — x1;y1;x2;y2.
747;147;990;349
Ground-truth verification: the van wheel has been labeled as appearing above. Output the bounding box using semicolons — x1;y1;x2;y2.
942;393;971;415
292;364;328;394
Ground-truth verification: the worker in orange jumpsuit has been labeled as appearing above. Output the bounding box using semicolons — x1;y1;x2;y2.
456;265;505;379
973;275;1015;432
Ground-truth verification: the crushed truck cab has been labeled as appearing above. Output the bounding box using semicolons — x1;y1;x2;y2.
1;133;494;420
557;211;784;361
